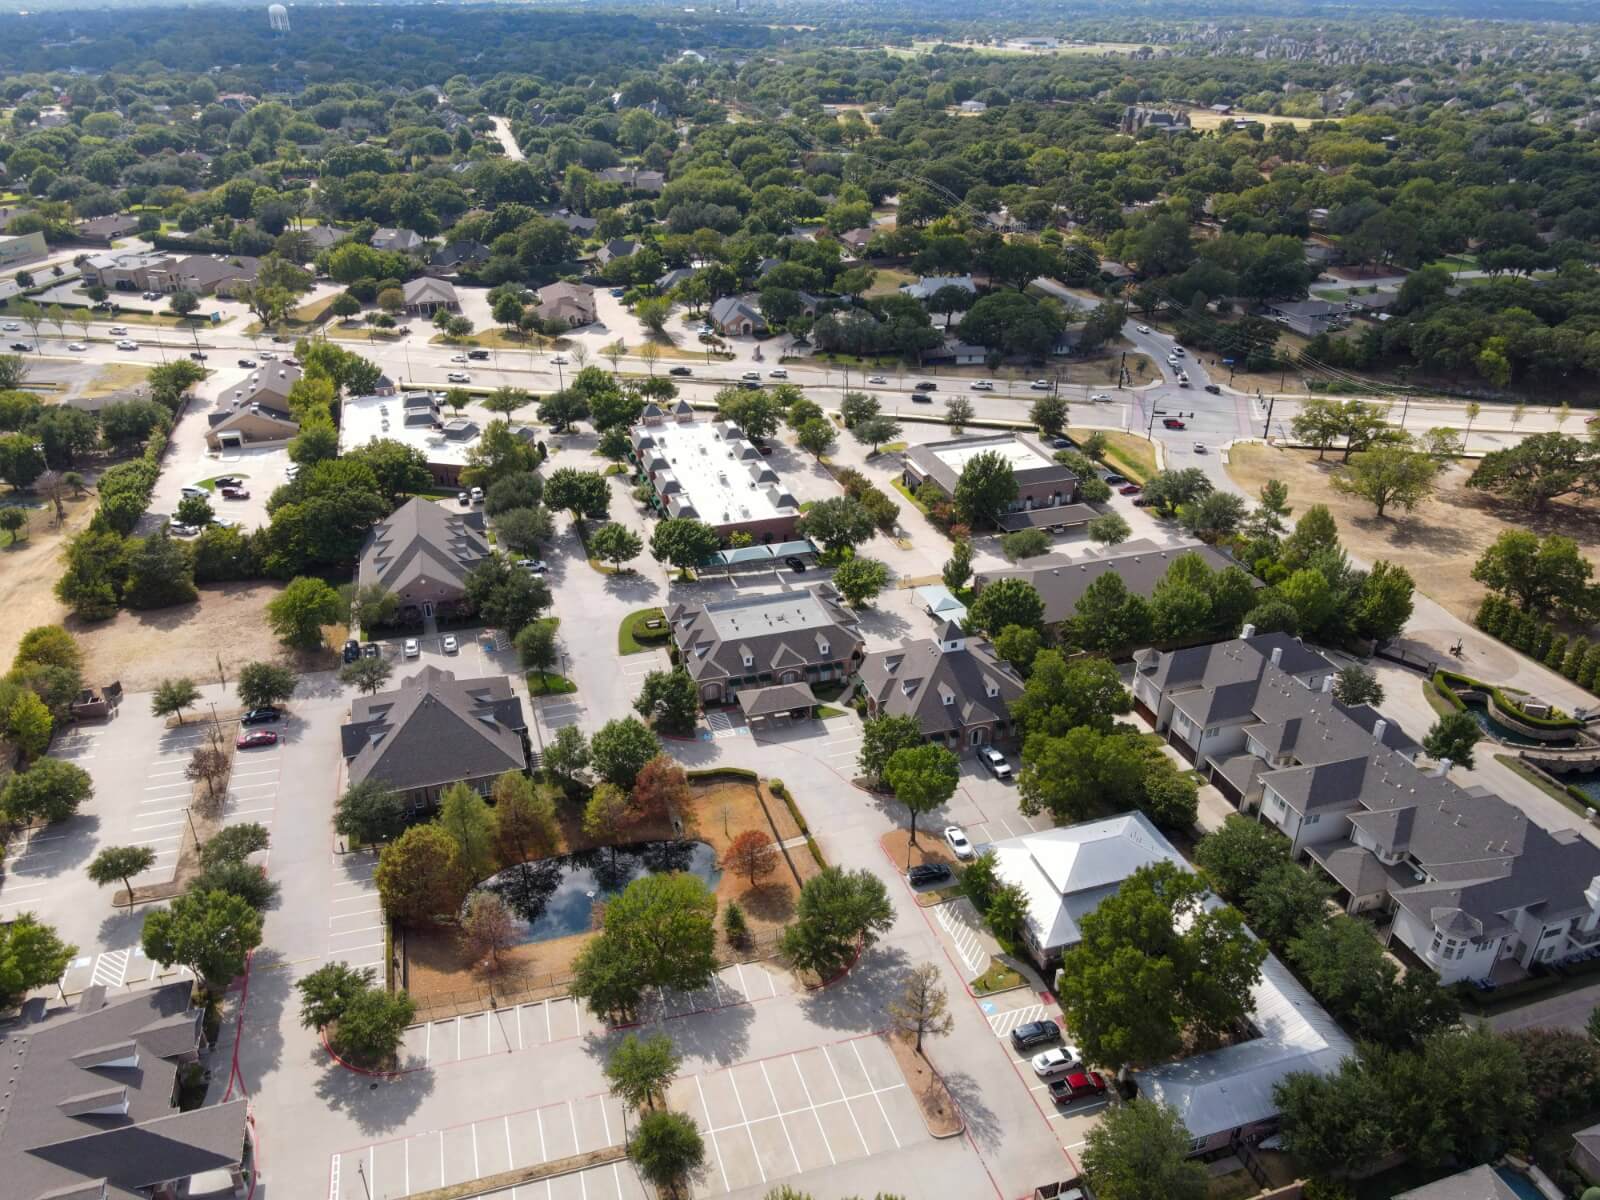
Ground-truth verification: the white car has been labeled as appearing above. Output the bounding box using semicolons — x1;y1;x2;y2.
1;322;18;331
1029;379;1051;390
866;375;887;385
943;826;974;860
442;635;458;654
108;326;128;335
259;350;277;360
1089;392;1110;403
68;342;87;352
116;340;138;351
1172;346;1185;357
284;463;300;479
403;639;419;659
169;522;198;537
450;353;468;363
741;370;761;381
1167;354;1179;365
978;746;1013;780
210;516;237;529
768;367;788;379
180;485;208;499
517;558;549;574
447;372;470;383
1032;1047;1086;1077
1137;324;1151;334
469;486;484;504
969;380;994;391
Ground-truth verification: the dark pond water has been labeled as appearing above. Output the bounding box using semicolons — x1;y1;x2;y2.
1461;699;1569;749
473;840;722;945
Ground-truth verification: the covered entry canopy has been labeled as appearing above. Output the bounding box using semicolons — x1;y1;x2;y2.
737;682;817;720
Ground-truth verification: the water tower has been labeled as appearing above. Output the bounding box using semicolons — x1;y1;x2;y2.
268;3;289;33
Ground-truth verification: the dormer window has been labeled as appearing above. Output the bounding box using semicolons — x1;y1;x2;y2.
742;654;754;668
818;641;829;656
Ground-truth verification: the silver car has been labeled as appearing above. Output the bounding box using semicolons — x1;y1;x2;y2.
978;746;1012;780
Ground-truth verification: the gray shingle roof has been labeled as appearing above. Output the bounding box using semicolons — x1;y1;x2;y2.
342;666;526;792
858;634;1024;737
977;542;1253;624
0;983;246;1200
668;587;860;684
356;498;489;600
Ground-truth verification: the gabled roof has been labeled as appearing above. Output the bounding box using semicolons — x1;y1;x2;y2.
0;982;247;1200
341;666;526;791
857;634;1024;737
668;587;861;683
975;541;1253;625
355;497;489;598
402;275;458;304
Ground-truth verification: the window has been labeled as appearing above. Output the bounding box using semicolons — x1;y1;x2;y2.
741;654;753;668
818;641;829;656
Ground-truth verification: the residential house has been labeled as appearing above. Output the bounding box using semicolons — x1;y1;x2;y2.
355;497;490;619
959;99;988;114
901;432;1090;531
554;210;598;236
836;228;874;253
1119;106;1192;134
988;811;1352;1155
656;266;696;292
856;621;1025;751
899;274;976;303
0;981;251;1199
1260;298;1348;337
300;225;347;252
667;586;864;706
1135;630;1600;985
429;240;490;273
597;167;666;195
709;294;766;337
535;280;596;328
1098;258;1137;281
921;339;988;366
628;404;801;542
594;239;637;267
402;276;460;316
1393;1166;1525;1200
973;540;1255;626
341;667;528;809
74;213;141;244
371;227;425;254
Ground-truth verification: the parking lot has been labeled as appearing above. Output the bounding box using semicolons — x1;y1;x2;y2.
329;1090;634;1200
327;851;386;972
401;962;790;1069
666;1034;927;1197
984;991;1110;1159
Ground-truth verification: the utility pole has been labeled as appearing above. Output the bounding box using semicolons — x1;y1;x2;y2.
1263;395;1277;442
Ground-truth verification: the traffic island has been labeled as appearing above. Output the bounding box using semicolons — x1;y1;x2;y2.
884;1031;964;1138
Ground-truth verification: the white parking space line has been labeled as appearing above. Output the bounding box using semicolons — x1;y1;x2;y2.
693;1074;730;1193
989;1003;1046;1038
932;904;987;976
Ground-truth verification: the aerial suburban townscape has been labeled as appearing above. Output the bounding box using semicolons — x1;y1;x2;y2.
9;2;1600;1199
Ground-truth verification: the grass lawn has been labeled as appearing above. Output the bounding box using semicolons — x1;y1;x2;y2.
526;672;578;696
1494;753;1592;821
816;705;847;719
78;362;151;399
618;606;669;654
864;267;916;298
0;301;224;331
1070;427;1156;482
971;960;1025;995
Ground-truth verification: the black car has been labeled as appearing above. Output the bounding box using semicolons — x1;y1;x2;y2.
1204;383;1221;395
908;862;952;887
468;349;490;360
1010;1019;1062;1051
1103;473;1127;486
342;639;361;663
1050;437;1073;449
240;707;281;725
784;556;806;572
913;381;937;392
271;335;290;343
362;643;380;659
9;343;30;352
668;366;692;376
237;358;256;368
189;351;207;361
213;476;242;488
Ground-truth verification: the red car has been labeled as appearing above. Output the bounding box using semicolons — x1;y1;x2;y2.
237;730;278;749
1119;483;1142;495
221;486;250;500
1163;417;1187;430
1048;1072;1109;1105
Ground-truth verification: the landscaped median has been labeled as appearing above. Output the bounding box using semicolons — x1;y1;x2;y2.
617;606;669;654
391;1147;628;1200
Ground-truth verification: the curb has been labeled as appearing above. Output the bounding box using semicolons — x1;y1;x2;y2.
319;1027;406;1078
805;941;862;990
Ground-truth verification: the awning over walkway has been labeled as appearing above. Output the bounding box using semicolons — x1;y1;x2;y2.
737;683;817;719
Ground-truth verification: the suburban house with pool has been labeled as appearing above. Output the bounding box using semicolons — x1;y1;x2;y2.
1134;630;1600;985
341;666;529;810
667;585;864;709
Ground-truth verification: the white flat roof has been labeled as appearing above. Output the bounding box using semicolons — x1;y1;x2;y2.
702;590;837;640
636;418;797;527
340;392;475;467
928;435;1054;474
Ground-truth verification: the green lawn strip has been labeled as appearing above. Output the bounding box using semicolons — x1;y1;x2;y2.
891;478;930;514
526;673;578;697
1494;753;1594;821
618;606;668;654
971;960;1026;995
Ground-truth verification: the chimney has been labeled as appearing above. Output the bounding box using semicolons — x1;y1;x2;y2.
1432;758;1452;777
1240;623;1257;639
1321;675;1334;694
1270;646;1283;667
1373;718;1388;742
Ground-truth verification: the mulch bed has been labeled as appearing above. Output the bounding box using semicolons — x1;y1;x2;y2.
884;1031;964;1138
